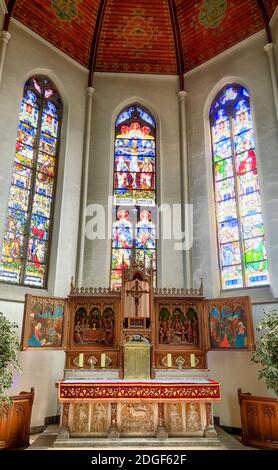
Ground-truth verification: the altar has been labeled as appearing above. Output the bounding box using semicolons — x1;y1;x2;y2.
58;378;220;438
21;252;254;446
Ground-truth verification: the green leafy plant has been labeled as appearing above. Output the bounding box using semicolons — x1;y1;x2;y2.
0;312;21;403
251;309;278;395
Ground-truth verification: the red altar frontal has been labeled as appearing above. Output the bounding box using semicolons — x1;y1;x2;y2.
58;379;220;438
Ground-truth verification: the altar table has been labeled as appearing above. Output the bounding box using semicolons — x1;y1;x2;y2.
58;379;220;438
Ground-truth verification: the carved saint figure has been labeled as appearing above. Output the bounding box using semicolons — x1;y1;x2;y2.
72;404;88;433
168;404;183;432
186;403;201;432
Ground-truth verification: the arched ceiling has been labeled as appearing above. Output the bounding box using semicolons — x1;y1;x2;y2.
4;0;278;75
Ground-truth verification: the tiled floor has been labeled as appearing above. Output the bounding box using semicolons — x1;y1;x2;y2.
27;425;255;451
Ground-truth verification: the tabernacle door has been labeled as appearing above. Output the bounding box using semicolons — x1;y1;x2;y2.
124;339;151;379
204;296;255;351
22;294;69;350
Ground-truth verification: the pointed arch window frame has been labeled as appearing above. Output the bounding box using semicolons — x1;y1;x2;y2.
110;103;157;288
209;83;269;290
0;76;63;289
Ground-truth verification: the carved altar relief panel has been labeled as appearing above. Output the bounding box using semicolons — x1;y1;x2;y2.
157;301;200;346
117;403;158;436
90;403;111;436
72;300;116;348
71;403;89;434
186;402;202;433
164;403;185;435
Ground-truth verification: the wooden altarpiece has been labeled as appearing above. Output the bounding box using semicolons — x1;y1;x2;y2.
21;263;255;442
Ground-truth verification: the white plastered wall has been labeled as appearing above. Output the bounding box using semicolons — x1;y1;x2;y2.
0;21;87;426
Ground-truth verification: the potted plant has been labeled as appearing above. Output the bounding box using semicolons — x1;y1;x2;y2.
251;308;278;394
0;312;21;403
0;311;34;449
238;309;278;449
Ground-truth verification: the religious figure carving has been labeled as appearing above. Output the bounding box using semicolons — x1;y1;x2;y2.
73;306;114;345
167;404;183;432
120;404;155;433
159;307;199;345
90;403;108;433
186;403;201;432
72;403;89;433
126;279;149;317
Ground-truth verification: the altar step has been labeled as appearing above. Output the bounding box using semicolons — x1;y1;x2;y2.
53;436;223;449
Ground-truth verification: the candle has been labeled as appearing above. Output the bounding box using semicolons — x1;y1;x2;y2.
167;353;172;368
190;353;196;368
78;353;84;368
101;353;106;368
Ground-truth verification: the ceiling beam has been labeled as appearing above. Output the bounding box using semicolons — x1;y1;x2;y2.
2;0;16;31
167;0;185;91
256;0;273;43
88;0;108;87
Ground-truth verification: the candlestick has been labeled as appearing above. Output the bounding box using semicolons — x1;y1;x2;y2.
101;353;106;368
78;353;84;368
167;353;172;368
190;353;196;368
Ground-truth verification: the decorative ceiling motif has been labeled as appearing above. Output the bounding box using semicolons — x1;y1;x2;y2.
198;0;228;29
122;8;155;50
177;0;266;71
96;0;176;74
51;0;79;22
7;0;278;75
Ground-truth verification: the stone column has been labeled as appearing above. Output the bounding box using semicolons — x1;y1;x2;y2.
0;30;11;86
156;403;168;438
178;90;193;288
75;86;95;287
264;43;278;123
108;403;119;438
204;402;217;438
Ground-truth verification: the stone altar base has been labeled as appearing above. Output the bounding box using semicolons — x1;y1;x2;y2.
53;434;222;448
57;378;220;447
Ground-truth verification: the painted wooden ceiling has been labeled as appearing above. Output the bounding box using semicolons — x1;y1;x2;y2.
4;0;278;75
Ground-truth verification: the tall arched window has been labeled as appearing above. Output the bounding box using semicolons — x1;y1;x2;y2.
210;84;269;290
0;76;62;288
111;104;156;288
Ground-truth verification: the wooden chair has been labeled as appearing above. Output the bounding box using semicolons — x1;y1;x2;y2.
0;388;34;449
238;388;278;449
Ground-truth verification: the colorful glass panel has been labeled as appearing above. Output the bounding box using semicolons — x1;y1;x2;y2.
0;76;62;287
111;105;156;287
210;84;268;289
15;142;35;168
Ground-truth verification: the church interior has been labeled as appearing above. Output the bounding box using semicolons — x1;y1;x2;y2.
0;0;278;450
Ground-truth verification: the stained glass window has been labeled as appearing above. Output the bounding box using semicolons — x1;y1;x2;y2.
0;77;62;288
210;84;269;290
111;105;156;288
